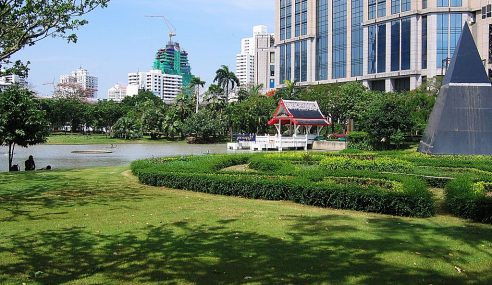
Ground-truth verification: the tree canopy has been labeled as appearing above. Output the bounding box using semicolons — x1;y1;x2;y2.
0;85;49;170
0;0;109;74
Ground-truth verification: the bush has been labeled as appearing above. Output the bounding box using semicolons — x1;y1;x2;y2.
320;156;414;173
132;154;434;218
445;176;492;224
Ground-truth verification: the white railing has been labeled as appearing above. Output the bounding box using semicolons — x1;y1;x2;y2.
228;135;318;151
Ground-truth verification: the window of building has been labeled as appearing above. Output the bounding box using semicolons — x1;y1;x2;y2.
423;0;427;9
438;0;462;7
489;25;492;64
377;24;386;73
391;21;400;72
368;25;377;74
316;0;328;80
368;0;376;20
280;0;292;40
351;0;363;77
332;0;347;79
301;40;308;81
436;13;463;69
402;0;410;11
391;0;400;15
377;0;386;18
286;44;292;81
280;45;286;83
422;16;428;69
295;41;301;81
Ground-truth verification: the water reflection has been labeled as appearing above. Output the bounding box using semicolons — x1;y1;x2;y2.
0;143;228;172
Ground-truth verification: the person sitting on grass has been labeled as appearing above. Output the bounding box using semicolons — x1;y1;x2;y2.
25;155;35;171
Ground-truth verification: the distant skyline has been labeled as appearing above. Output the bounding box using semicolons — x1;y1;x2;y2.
13;0;275;98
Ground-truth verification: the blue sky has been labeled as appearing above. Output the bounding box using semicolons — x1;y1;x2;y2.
14;0;275;98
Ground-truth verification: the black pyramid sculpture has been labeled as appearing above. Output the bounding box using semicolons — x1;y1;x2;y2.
419;24;492;155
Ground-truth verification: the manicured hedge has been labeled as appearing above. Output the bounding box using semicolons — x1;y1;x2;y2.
132;155;435;218
445;176;492;224
320;156;414;173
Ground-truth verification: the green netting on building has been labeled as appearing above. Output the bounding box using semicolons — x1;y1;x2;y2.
153;41;193;90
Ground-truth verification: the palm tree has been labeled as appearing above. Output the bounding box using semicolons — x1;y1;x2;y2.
237;84;264;102
213;65;240;102
190;76;205;113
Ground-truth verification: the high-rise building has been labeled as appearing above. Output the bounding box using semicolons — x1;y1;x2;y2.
127;70;182;104
236;25;276;92
153;41;193;89
58;68;98;97
0;74;27;91
107;84;127;102
275;0;491;92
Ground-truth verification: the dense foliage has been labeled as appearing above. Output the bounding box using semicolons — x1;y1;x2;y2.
1;0;109;75
445;176;492;224
0;85;49;170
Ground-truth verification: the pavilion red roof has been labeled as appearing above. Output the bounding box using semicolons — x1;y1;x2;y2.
267;99;331;126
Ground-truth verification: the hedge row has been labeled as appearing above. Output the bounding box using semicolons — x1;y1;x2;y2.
445;176;492;224
131;156;435;218
320;156;414;173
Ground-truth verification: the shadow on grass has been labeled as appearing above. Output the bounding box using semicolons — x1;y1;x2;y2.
0;170;145;222
1;215;491;284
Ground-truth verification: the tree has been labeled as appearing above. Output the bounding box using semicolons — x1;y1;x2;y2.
190;76;205;113
91;99;126;136
213;65;240;101
112;114;142;140
0;86;49;171
237;84;264;102
142;103;167;139
184;109;227;142
0;0;109;74
361;93;414;149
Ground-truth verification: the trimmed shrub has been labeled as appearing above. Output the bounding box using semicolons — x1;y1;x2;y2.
445;176;492;224
320;156;414;173
131;155;434;218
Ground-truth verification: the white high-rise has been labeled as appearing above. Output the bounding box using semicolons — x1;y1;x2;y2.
236;25;276;92
107;84;127;102
59;68;98;98
127;70;182;104
0;74;28;91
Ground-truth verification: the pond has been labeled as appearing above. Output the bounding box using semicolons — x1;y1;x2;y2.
0;142;228;172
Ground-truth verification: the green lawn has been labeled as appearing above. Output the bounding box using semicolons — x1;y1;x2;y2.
0;166;491;284
46;134;174;145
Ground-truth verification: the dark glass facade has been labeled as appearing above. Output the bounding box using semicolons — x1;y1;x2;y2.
438;0;462;7
295;0;308;37
437;13;463;68
294;40;308;82
279;44;292;84
316;0;328;80
351;0;363;77
332;0;347;79
391;21;400;72
401;18;411;70
280;0;292;41
422;16;428;69
368;0;376;20
377;0;386;18
368;25;377;74
377;24;386;73
391;0;410;14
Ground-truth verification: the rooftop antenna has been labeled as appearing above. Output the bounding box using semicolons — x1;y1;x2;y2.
145;15;177;44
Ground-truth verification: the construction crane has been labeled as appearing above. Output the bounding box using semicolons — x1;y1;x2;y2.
146;15;177;43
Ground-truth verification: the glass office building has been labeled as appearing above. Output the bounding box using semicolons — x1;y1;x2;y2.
275;0;490;92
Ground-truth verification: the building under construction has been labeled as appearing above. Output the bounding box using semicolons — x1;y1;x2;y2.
153;41;193;90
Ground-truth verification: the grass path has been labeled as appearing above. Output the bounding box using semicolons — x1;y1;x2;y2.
0;166;491;284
